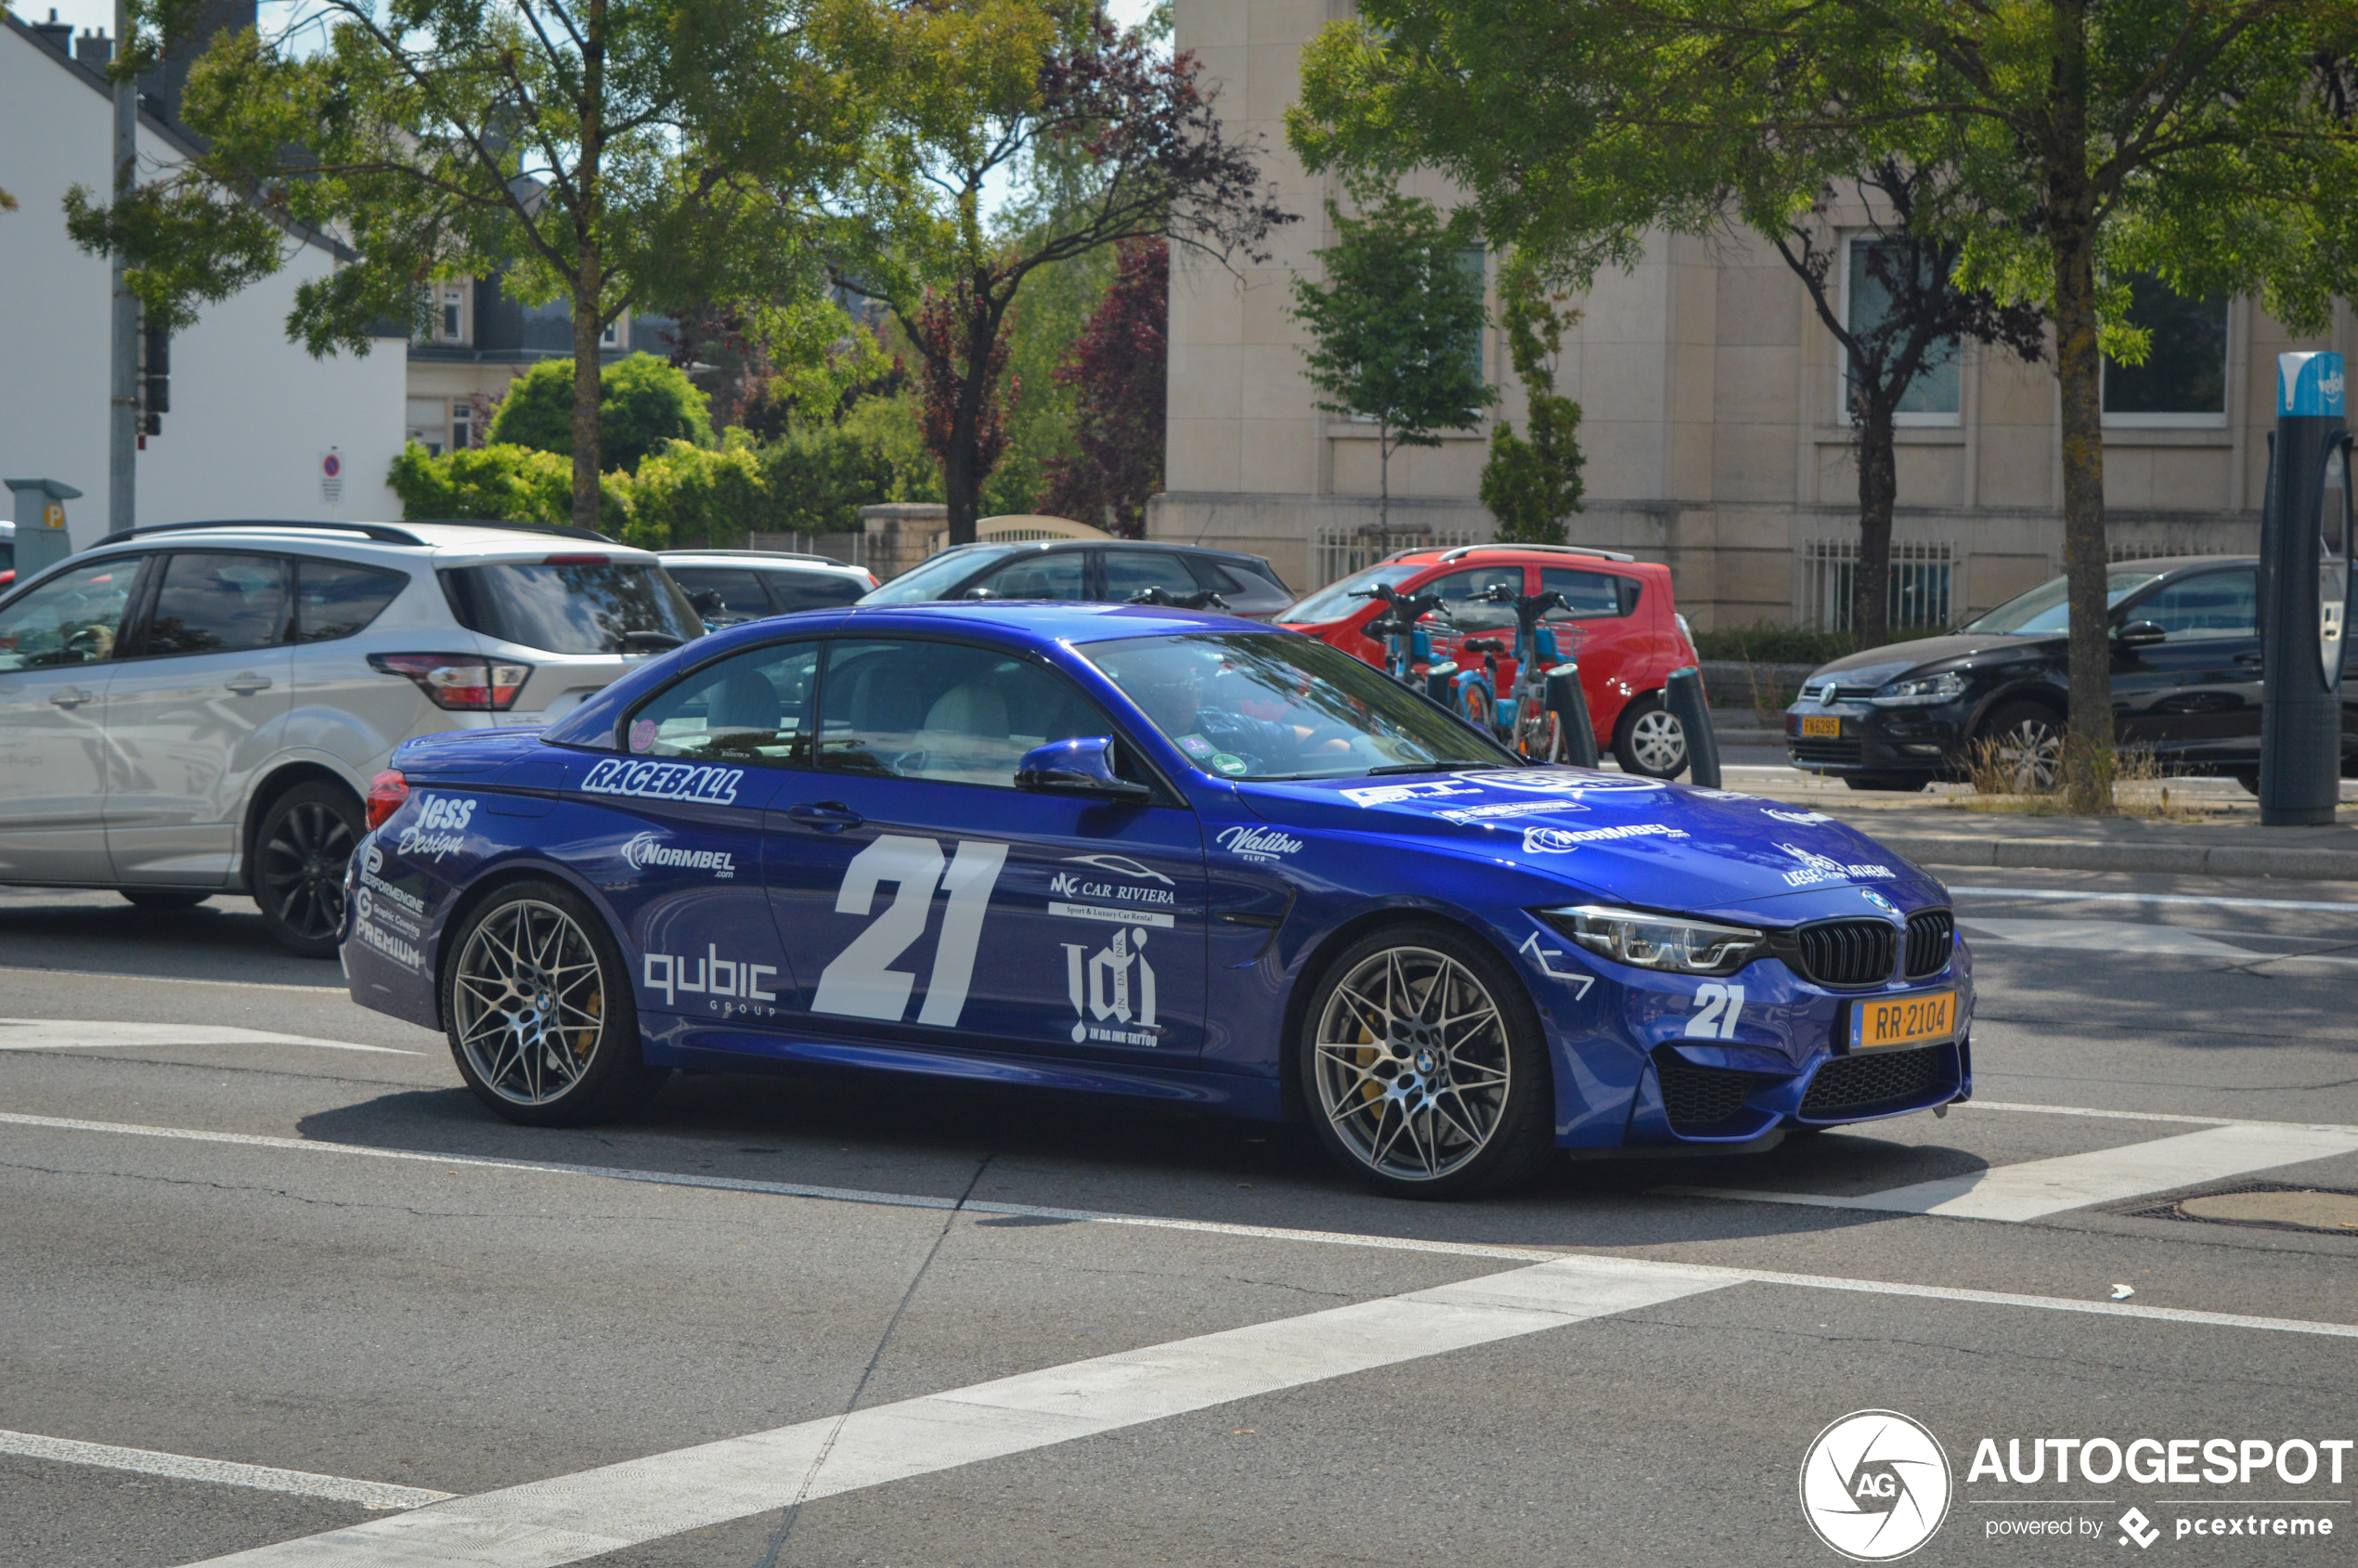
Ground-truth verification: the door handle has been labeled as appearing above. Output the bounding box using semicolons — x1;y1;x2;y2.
2234;651;2263;666
785;801;864;832
46;687;92;708
225;673;273;694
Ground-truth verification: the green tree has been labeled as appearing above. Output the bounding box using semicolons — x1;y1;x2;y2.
1478;264;1585;546
68;0;860;530
488;355;717;473
1291;0;2358;810
1289;194;1493;538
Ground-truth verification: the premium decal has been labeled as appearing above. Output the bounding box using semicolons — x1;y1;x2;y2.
582;757;745;805
1215;825;1302;862
812;836;1007;1025
395;795;477;862
621;831;736;880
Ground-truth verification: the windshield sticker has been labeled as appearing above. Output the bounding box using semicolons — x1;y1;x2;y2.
628;719;658;753
583;758;745;805
1216;825;1303;862
1062;927;1162;1046
1342;779;1486;806
1778;843;1896;887
1522;823;1689;853
395;795;477;862
622;831;736;880
1177;735;1214;758
1211;753;1249;776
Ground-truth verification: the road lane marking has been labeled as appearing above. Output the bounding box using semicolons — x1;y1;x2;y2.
184;1258;1727;1567
1952;887;2358;914
8;1109;2358;1341
1954;918;2261;959
0;1428;452;1510
0;965;347;996
1667;1122;2358;1222
0;1020;421;1056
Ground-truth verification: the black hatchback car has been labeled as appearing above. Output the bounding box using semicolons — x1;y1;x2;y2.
860;538;1295;618
1787;555;2358;791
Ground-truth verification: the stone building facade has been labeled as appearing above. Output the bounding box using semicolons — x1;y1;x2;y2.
1148;0;2352;628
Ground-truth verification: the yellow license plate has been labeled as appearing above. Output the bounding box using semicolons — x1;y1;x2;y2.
1799;715;1843;738
1851;991;1958;1051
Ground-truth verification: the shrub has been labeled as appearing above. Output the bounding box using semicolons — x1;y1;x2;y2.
387;441;633;533
629;433;766;550
486;354;715;471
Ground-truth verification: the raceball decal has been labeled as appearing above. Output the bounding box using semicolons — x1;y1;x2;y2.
1778;843;1895;887
1763;808;1835;825
1062;927;1160;1046
1341;780;1484;806
812;836;1007;1026
643;945;780;1017
621;832;736;880
395;795;477;862
581;757;745;806
1799;1409;1951;1562
1520;823;1689;854
1216;825;1303;862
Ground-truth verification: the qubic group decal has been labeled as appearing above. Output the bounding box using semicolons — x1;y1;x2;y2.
643;945;780;1017
1799;1409;1952;1562
582;758;745;805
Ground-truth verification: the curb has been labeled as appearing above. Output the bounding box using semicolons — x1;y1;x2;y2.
1872;834;2358;884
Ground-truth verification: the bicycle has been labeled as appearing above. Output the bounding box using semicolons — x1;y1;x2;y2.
1448;584;1588;763
1351;582;1452;687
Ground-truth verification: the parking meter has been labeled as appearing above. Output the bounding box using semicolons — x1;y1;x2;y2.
5;478;85;577
2256;353;2352;825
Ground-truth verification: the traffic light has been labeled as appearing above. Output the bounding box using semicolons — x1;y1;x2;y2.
142;318;170;436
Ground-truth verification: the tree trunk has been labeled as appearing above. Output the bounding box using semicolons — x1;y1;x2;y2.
1854;400;1898;650
570;269;604;533
1378;423;1393;539
2045;30;2110;814
944;420;978;547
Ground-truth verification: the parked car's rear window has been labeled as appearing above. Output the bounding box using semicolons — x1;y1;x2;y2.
762;570;866;614
296;560;408;642
439;561;702;654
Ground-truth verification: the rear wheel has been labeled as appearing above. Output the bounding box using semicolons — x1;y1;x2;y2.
1613;694;1688;778
1459;681;1496;740
253;782;361;958
120;888;212;911
1299;924;1555;1199
1977;702;2063;792
441;879;665;1126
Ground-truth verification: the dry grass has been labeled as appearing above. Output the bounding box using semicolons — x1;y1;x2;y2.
1958;735;2216;820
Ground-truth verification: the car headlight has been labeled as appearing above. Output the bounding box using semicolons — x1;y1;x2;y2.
1868;669;1967;706
1539;905;1767;976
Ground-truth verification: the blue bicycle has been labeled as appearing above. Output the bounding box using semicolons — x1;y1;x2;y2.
1351;581;1453;688
1450;584;1588;763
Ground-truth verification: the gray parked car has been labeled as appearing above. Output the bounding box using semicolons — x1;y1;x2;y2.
660;548;876;628
860;538;1295;618
0;518;701;954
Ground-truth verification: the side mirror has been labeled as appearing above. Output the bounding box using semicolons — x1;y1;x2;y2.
1016;736;1149;800
2116;620;2167;650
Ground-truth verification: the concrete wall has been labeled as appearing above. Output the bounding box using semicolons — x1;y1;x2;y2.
0;23;405;547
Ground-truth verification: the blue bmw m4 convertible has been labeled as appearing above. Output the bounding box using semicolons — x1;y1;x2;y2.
343;602;1971;1199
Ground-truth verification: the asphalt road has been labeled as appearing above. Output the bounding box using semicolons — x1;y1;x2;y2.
4;849;2357;1568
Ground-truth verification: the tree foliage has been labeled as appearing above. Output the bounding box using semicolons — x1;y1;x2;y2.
1478;264;1584;547
1289;194;1492;537
1290;0;2358;810
488;354;717;472
1043;236;1167;537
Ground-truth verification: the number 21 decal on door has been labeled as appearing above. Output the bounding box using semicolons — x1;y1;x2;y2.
1683;982;1744;1040
812;835;1009;1026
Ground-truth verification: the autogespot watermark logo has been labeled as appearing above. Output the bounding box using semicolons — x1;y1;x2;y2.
1800;1410;1953;1562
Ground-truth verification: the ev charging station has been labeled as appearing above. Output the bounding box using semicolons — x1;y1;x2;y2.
2256;352;2353;826
5;478;85;577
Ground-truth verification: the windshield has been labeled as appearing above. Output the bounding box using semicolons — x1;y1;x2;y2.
1083;632;1513;780
439;561;702;654
1959;571;2161;636
860;547;1017;604
1283;564;1422;624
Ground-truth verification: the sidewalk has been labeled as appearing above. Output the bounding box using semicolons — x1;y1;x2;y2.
1797;802;2358;882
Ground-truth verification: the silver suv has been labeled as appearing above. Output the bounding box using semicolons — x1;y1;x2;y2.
0;518;702;955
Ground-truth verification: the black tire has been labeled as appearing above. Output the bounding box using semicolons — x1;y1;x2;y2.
440;879;665;1126
2232;770;2261;797
120;888;213;911
1613;694;1688;778
253;782;363;958
1976;701;2064;793
1842;772;1931;793
1297;922;1556;1199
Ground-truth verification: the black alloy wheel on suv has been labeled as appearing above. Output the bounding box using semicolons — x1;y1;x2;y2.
253;782;364;958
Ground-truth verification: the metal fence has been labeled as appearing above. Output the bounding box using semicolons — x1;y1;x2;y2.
1313;525;1476;589
1801;538;1954;632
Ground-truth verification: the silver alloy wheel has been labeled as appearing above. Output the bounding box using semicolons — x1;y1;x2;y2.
1626;706;1687;774
452;898;607;1106
1312;945;1512;1182
1993;718;2061;791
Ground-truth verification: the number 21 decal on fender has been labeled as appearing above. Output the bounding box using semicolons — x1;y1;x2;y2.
812;835;1008;1026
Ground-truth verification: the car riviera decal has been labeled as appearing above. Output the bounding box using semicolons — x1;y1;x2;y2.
620;831;736;880
1519;823;1690;853
1062;927;1160;1046
395;795;478;862
642;946;780;1015
1433;799;1592;823
812;836;1008;1025
1684;982;1744;1039
1778;842;1897;887
1061;853;1174;887
581;757;745;805
1763;808;1835;825
1341;779;1485;806
1215;825;1303;862
1049;864;1177;918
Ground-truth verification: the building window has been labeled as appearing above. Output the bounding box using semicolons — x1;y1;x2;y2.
404;397;448;456
2102;276;2228;428
1840;237;1961;426
419;283;470;346
1314;525;1474;588
450;397;476;451
600;313;625;349
1803;538;1954;632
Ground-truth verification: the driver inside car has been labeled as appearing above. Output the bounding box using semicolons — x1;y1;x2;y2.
1132;662;1351;777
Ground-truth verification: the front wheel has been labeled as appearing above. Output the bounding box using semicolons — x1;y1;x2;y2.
1976;702;2063;793
1299;924;1556;1199
442;880;666;1126
253;782;362;957
1613;695;1688;778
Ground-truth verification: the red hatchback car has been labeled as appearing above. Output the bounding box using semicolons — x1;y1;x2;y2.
1281;543;1701;775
